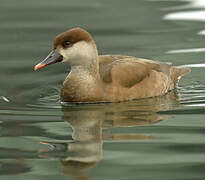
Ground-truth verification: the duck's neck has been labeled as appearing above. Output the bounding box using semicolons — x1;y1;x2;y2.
70;63;99;82
70;48;100;79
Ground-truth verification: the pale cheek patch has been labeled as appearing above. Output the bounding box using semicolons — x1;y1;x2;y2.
57;47;69;62
58;47;77;63
57;41;96;65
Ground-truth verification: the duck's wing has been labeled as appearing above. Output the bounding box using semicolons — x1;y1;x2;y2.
99;55;171;88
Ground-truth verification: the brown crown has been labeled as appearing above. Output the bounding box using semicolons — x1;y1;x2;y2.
53;28;93;49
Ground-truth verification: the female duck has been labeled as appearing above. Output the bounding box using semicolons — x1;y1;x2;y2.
34;28;190;103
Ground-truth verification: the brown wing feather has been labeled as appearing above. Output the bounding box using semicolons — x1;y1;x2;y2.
99;55;172;88
111;60;151;88
99;55;132;83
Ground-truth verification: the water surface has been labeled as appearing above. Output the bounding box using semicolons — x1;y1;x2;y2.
0;0;205;179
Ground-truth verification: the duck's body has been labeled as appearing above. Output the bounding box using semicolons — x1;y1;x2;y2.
34;28;190;103
61;55;189;103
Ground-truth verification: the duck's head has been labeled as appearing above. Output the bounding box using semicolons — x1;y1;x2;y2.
34;28;97;71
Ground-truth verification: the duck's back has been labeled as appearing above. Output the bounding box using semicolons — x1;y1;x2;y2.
98;55;190;100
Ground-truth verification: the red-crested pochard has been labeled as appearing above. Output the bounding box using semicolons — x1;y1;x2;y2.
34;28;190;103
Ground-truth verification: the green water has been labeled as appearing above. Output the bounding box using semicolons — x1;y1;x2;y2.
1;0;205;179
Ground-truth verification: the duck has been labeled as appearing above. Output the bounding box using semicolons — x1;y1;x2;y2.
34;27;190;103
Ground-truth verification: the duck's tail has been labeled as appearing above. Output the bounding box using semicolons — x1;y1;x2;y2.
169;66;191;89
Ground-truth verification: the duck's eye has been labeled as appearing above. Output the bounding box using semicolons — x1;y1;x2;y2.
63;41;70;47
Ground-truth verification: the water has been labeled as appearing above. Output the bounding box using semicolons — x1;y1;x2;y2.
1;0;205;179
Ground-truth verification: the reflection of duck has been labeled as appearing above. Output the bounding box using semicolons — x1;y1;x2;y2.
61;110;103;168
34;27;190;103
39;91;181;180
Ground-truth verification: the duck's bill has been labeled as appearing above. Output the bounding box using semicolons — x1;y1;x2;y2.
34;50;63;71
